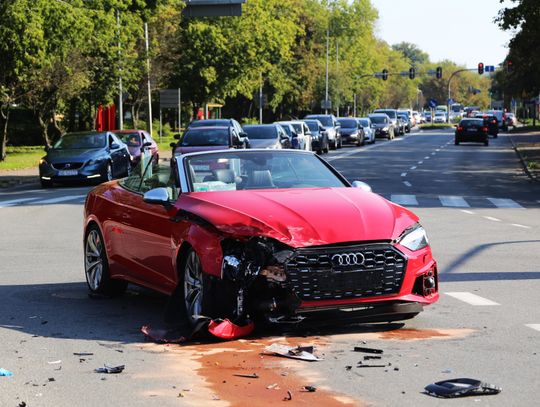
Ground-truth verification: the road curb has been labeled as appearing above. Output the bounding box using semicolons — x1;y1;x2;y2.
508;135;538;182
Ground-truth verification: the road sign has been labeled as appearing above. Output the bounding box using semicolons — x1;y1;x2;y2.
321;99;332;110
448;98;455;105
428;99;437;109
159;89;180;108
485;65;495;73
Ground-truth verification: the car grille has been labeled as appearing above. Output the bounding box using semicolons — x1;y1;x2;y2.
52;162;84;170
285;244;407;301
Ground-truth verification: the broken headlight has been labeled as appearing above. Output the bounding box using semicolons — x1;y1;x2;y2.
398;223;429;251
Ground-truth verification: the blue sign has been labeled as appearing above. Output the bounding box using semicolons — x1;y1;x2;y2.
485;65;495;72
447;98;455;105
428;99;437;108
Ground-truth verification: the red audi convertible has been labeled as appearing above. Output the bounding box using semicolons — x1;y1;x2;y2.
84;149;438;326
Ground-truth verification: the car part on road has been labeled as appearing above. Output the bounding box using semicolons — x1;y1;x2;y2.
0;368;14;377
283;390;293;401
301;386;317;392
233;373;259;379
263;343;322;361
353;346;383;354
94;364;125;374
424;378;502;398
207;318;255;340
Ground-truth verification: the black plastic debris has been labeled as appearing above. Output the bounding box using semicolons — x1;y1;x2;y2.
364;355;382;360
233;373;259;379
283;390;293;401
345;366;352;371
73;352;94;356
357;364;386;368
94;365;125;374
353;346;383;354
424;378;502;398
301;386;316;392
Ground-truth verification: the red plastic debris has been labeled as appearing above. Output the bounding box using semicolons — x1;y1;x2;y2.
207;319;255;340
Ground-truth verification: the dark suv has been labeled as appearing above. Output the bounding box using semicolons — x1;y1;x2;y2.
303;114;342;150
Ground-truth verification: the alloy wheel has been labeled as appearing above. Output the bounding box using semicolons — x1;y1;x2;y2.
85;229;104;291
184;250;204;323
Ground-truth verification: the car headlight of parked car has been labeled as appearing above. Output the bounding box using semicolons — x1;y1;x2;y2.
397;223;429;251
382;126;389;132
87;157;107;166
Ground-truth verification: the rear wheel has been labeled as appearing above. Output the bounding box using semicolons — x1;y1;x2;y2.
455;138;459;145
84;225;127;296
40;179;53;188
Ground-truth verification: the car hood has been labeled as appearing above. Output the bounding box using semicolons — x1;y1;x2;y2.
177;188;417;247
371;123;387;128
248;139;279;149
340;128;358;135
46;148;106;162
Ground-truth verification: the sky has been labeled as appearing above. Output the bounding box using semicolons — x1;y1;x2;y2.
370;0;514;68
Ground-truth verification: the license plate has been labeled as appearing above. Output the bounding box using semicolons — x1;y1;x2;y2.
58;170;78;176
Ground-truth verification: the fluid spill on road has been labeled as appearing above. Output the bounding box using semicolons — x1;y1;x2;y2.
378;328;474;341
190;337;360;406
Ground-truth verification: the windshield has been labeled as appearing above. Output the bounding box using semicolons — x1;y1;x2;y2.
369;116;387;124
53;132;106;149
375;110;396;119
359;119;369;127
181;129;229;146
117;132;141;147
243;125;278;140
189;120;228;128
305;121;319;132
337;119;357;128
186;151;346;192
306;116;332;126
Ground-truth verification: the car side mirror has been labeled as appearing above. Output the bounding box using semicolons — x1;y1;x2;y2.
110;143;120;150
239;131;248;138
233;138;244;147
143;187;172;207
352;180;372;192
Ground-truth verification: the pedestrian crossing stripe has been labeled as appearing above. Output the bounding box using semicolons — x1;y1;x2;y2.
487;198;524;209
445;292;500;306
439;196;470;207
0;195;85;207
387;195;526;209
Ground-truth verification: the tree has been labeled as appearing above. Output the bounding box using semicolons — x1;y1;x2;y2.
392;42;430;66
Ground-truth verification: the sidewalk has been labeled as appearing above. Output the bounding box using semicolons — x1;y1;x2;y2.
0;167;39;189
507;129;540;181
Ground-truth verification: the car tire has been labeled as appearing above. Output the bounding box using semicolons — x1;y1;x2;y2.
40;179;53;188
183;249;213;326
337;137;342;149
330;139;336;150
84;225;127;297
484;140;489;146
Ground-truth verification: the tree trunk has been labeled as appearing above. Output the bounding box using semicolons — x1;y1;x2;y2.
0;106;9;161
37;114;53;147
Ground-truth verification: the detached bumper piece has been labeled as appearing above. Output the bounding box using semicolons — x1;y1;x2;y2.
425;378;502;398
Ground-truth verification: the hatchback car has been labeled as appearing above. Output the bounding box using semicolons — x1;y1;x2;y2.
39;131;131;188
358;117;375;144
303;119;330;154
172;126;245;155
455;119;489;146
368;113;395;139
337;118;365;146
84;149;438;329
243;124;291;149
188;118;250;148
303;114;342;150
114;129;159;166
433;112;447;123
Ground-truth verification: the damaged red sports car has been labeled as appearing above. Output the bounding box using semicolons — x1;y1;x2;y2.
84;149;438;327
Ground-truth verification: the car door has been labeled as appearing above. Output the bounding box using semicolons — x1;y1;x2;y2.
116;162;181;293
108;133;129;176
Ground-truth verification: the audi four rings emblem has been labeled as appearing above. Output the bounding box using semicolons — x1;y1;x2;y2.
332;253;365;266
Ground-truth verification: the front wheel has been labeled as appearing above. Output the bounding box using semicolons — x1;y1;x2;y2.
84;225;127;296
41;179;53;188
183;249;213;326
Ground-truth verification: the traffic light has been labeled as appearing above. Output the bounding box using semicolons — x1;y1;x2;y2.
382;69;388;81
478;62;484;75
409;67;415;80
507;60;514;74
436;66;442;79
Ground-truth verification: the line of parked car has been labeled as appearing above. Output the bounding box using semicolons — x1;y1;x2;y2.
38;109;420;188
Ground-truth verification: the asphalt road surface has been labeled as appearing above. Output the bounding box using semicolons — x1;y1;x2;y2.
1;128;539;406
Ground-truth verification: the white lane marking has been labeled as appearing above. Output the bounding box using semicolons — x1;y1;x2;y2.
424;156;430;159
484;216;502;222
401;172;407;177
35;195;86;204
461;210;475;215
431;152;436;155
487;198;524;209
445;292;500;306
410;166;417;170
526;324;540;332
391;194;418;206
435;149;440;152
0;197;40;208
403;181;412;187
511;223;531;229
418;161;423;164
439;196;470;207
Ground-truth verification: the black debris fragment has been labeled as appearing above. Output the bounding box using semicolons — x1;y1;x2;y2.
364;355;382;360
283;390;293;401
345;366;352;371
357;364;386;368
73;352;94;356
424;378;502;398
94;364;125;374
48;377;55;382
353;346;383;354
233;373;259;379
301;386;316;392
